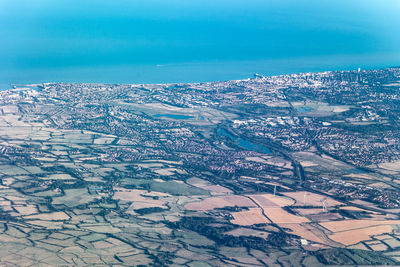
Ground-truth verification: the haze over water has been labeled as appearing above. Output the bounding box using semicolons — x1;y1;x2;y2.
0;0;399;85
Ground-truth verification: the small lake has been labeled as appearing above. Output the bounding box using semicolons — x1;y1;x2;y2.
297;106;314;113
153;114;193;120
218;128;271;154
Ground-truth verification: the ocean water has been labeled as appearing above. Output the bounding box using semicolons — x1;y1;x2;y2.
0;0;399;86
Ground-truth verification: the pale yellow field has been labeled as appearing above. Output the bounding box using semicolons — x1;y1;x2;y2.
264;208;309;224
320;219;400;245
14;205;38;215
93;240;114;249
249;193;294;207
369;243;388;251
368;182;393;189
27;220;64;229
378;160;400;172
384;238;400;249
348;243;369;250
339;206;369;212
328;225;395;246
300;161;318;167
25;211;70;221
248;194;308;224
374;234;393;240
320;219;400;233
0;233;22;243
231;208;270;226
0;200;11;206
2;177;15;186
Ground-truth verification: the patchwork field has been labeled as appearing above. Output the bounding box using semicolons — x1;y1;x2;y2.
320;220;400;245
231;208;271;226
1;72;400;266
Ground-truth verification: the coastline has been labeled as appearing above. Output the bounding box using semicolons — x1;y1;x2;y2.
2;65;399;92
1;52;400;88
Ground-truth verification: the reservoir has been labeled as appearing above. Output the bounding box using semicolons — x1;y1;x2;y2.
218;129;271;154
153;114;193;120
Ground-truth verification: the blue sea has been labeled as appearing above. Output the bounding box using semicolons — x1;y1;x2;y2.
0;0;399;87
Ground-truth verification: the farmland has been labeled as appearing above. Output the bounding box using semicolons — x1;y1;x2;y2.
0;69;400;265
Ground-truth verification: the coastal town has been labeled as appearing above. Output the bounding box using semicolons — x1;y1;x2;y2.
0;68;400;266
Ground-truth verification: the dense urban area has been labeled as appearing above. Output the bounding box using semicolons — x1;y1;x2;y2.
0;68;400;266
